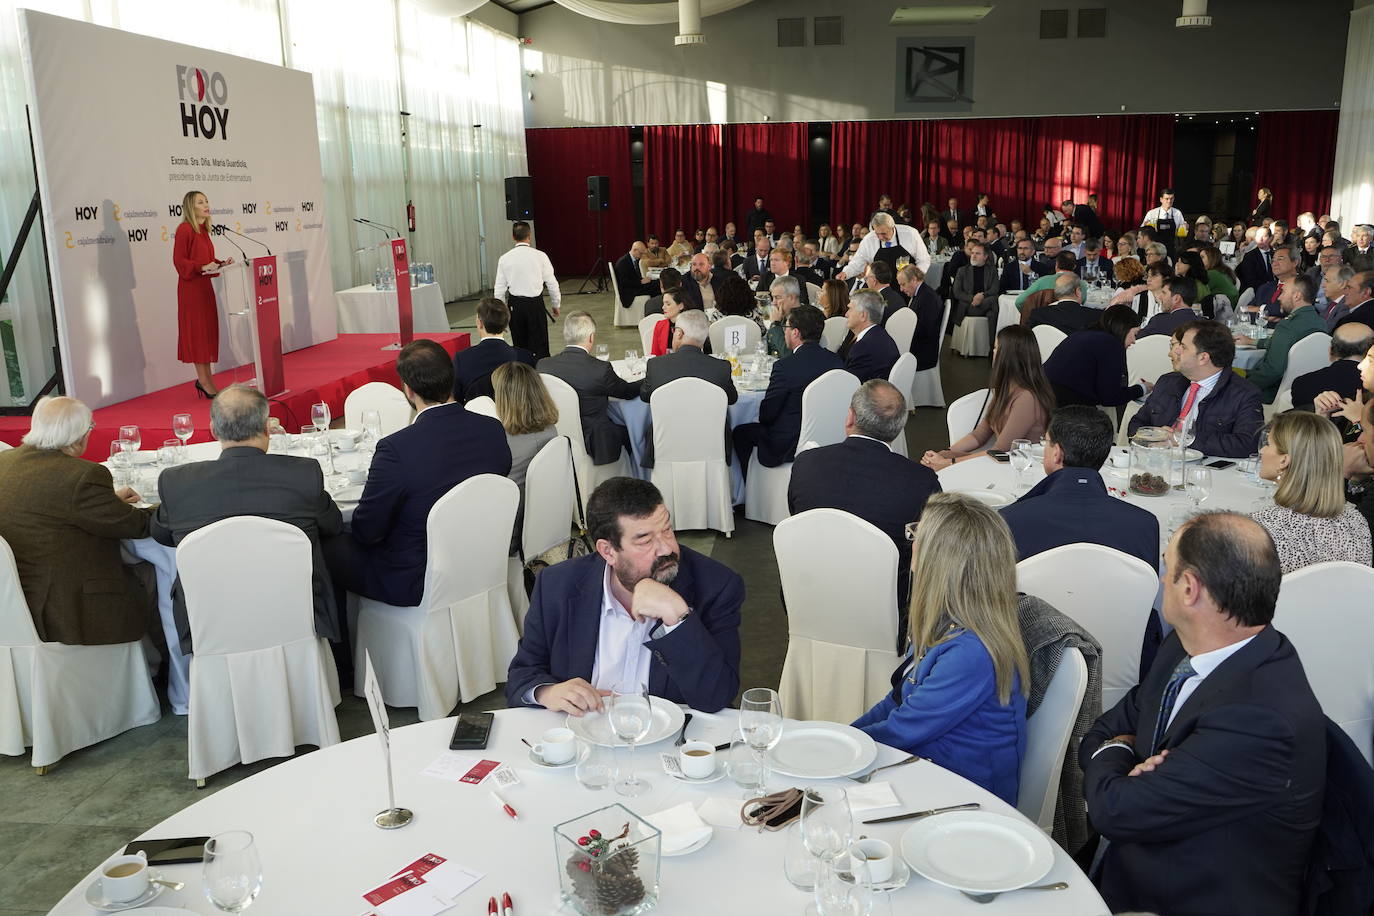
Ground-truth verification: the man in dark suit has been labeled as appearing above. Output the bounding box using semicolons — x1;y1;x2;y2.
942;197;963;238
733;306;842;473
1026;274;1101;335
1032;235;1065;273
613;241;658;306
538;312;642;466
153;385;343;653
744;198;771;238
1062;198;1105;240
677;252;726;312
452;298;536;402
639;309;737;406
1080;512;1324;916
1076;238;1111;283
843;290;900;383
1250;245;1299;322
1334;270;1374;331
754;248;811;306
788;379;940;635
898;264;945;371
1137;276;1200;339
1343;224;1374;271
865;260;908;324
505;477;743;713
795;246;827;288
1001;238;1050;293
1236;226;1276;293
743;236;771;281
1290;321;1372;410
950;241;1002;326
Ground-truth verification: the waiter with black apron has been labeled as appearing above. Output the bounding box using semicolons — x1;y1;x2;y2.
1141;189;1186;262
493;221;561;360
842;212;931;291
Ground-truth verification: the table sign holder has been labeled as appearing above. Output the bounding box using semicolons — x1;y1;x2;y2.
363;652;413;829
383;237;414;351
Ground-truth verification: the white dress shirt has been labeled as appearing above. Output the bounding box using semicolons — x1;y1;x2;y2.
841;224;932;279
1178;368;1223;427
1142;206;1186;229
493;242;561;310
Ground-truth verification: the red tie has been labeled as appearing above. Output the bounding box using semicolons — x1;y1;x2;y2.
1177;382;1201;423
1271;282;1283;304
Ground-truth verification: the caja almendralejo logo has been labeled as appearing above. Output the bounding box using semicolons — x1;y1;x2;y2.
176;65;230;140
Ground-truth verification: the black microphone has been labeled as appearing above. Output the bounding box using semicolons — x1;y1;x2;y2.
215;223;271;256
353;217;390;239
356;216;401;239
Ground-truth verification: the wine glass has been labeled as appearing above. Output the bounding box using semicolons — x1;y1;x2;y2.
609;687;653;797
1186;466;1212;507
310;402;331;434
360;410;382;453
172;413;193;447
119;425;141;455
160;438;181;469
595;343;610;361
203;830;262;913
1009;438;1033;490
801;787;853;864
810;844;876;916
1172;417;1197;490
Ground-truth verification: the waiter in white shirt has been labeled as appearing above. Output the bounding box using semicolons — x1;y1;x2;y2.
842;212;931;283
1141;188;1187;261
494;220;561;360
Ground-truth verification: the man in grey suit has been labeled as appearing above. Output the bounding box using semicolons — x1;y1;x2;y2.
951;241;1003;326
150;385;343;655
537;312;642;466
638;309;737;468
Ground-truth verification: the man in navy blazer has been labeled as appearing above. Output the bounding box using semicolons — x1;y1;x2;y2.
505;478;743;713
452;298;536;402
898;265;945;371
1081;512;1324;916
614;242;658;307
1000;237;1051;293
843;290;900;383
1136;276;1200;339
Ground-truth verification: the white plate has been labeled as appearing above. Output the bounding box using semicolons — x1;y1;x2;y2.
1183;448;1204;462
951;488;1014;507
669;757;728;785
528;747;577;770
566;699;686;748
872;854;912;892
900;810;1054;894
83;869;166;912
662;828;712;857
333;484;366;503
764;722;878;779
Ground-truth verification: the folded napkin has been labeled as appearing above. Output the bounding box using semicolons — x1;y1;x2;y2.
696;796;744;830
645;802;714;854
844;781;900;813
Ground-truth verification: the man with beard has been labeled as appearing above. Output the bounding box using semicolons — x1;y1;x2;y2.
505;477;743;713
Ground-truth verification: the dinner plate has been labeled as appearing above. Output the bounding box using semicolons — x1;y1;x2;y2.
951;488;1014;507
566;698;685;748
900;810;1054;894
764;721;878;779
1183;448;1204;462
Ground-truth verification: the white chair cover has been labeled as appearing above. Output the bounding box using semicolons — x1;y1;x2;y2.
1018;647;1088;832
1236;287;1256;310
885;309;917;353
776;510;900;723
708;316;762;354
0;537;160;768
821;316;849;352
910;300;952;408
952;316;991;357
1126;335;1172;385
608;261;646;327
540;373;630;519
507;437;578;631
1033;325;1067;362
344;381;413;436
465;396;499;419
806;282;823;306
887;354;917;458
1210;293;1235;325
1265;331;1331;420
1271;388;1294;414
1273;561;1374;765
650;379;734;536
638;314;667;354
995;294;1020;335
1017;544;1158;710
1115;401;1144;447
0;441;11;451
354;475;521;721
946;388;990;445
176;518;340;781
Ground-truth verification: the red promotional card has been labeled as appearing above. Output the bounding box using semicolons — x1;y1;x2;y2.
459;759;500;785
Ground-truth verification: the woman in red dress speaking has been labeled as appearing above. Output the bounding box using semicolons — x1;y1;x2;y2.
172;190;233;398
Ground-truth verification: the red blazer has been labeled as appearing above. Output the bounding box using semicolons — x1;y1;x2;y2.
650;318;672;356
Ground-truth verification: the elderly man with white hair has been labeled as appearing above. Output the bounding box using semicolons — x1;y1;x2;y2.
841;289;901;382
0;396;154;645
840;211;931;283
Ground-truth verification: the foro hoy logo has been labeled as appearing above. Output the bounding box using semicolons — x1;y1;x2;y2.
257;263;275;286
175;65;230;140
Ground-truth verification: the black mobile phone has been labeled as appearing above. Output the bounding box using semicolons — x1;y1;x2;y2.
449;712;494;750
124;836;211;865
987;450;1010;463
1205;459;1236;470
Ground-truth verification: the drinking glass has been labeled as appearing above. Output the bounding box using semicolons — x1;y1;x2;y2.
307;431;337;480
740;687;783;787
1186;466;1212;507
624;348;639;365
360;410;382;452
119;425;141;454
267;424;287;454
203;830;262;913
608;687;653;797
310;402;331;433
574;740;618;791
800;787;853;863
160;438;181;469
172;413;193;446
1172;417;1197;490
595;344;610;361
109;439;129;470
1009;438;1033;490
809;845;875;916
724;739;767;798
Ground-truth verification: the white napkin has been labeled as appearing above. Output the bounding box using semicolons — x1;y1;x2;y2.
696;795;744;830
645;802;714;854
845;781;900;813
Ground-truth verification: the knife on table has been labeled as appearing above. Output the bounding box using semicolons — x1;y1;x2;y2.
861;802;981;825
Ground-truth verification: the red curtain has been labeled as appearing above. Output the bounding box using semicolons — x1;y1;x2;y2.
1253;111;1340;222
524;127;633;276
726;122;810;234
643;125;727;240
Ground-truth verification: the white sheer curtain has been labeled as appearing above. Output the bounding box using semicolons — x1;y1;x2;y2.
1331;5;1374;227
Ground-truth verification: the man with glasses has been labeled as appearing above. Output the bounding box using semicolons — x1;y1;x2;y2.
1001;237;1049;292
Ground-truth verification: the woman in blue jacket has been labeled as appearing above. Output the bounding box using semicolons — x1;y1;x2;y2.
852;493;1030;804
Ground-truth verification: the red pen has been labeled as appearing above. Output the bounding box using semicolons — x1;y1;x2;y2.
502;892;514;916
487;896;498;916
489;789;518;820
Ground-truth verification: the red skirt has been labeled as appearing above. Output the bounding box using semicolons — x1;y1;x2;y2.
177;275;220;363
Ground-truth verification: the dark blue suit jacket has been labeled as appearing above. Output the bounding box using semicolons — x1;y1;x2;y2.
999;259;1050;293
348;403;512;606
1128;369;1265;458
1081;627;1325;916
909;283;944;371
1136;307;1198;339
504;548;743;712
755;343;843;466
844;324;900;383
999;467;1159;572
452;337;536;402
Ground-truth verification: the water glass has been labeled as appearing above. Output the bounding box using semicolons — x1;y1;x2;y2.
1009;438;1033;490
724;739;767;799
810;846;875;916
624;348;639;365
160;439;181;469
203;830;262;913
800;787;853;862
1186;467;1212;507
785;822;821;891
360;410;383;452
109;439;129;470
595;344;610;361
574;740;618;791
609;688;653;797
310;402;331;433
172;413;194;446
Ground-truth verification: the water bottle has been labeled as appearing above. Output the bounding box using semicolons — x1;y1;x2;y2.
373;267;382;290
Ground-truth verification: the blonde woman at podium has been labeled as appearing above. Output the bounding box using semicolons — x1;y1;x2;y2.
172;189;232;399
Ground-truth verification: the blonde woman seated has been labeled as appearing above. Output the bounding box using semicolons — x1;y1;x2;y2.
852;493;1029;804
1251;411;1372;573
921;326;1054;469
492;361;559;556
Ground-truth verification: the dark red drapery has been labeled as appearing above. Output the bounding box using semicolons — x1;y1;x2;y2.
643;125;727;241
524;126;633;276
1252;110;1340;222
725;122;810;235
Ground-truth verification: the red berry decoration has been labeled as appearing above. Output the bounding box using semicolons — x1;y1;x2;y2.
589;829;601;838
578;836;590;846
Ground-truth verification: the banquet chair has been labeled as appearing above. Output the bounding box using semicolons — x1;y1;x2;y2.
951;316;991;358
1263;331;1331;421
465;396;499;419
1271;388;1294;415
821;316;849;353
806;282;823;305
1272;561;1374;765
946;388;990;445
344;381;413;436
0;441;11;451
650;379;733;537
909;300;953;408
607;261;646;328
1126;335;1172;386
995;295;1020;335
540;373;630;518
1018;647;1088;833
507;437;578;630
1115;400;1144;447
745;369;860;526
708;316;762;354
1236;287;1256;311
176;517;340;784
1032;325;1067;362
638;314;667;354
887;354;918;458
1017;544;1157;710
776;509;899;723
354;475;520;721
885;308;917;354
0;536;160;773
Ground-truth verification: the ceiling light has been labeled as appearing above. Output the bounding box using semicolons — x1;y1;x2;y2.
890;5;993;25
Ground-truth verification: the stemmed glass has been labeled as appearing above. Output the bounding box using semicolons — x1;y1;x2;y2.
811;845;876;916
1186;466;1212;507
609;687;653;797
1009;438;1033;491
1172;417;1197;490
739;687;784;788
119;425;141;458
203;830;262;913
310;402;331;434
801;787;853;879
360;410;382;454
172;413;193;448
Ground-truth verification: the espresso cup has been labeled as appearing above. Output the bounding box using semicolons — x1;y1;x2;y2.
678;740;716;779
346;467;368;485
853;838;894;884
533;727;576;764
101;852;149;903
1109;447;1130;469
336;432;358;451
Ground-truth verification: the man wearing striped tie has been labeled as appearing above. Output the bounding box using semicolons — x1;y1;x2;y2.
1078;512;1324;916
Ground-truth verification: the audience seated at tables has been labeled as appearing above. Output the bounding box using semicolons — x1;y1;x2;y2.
614;241;659;307
1173;250;1212;305
951;241;1002;327
679;252;724;312
1199;245;1240;306
1017;252;1088;312
639;309;737;406
538;312;642;466
648;289;684;357
732;306;842;474
1113;233;1138;263
452;297;537;403
1000;237;1049;293
1026;273;1102;336
1334;270;1374;331
1033;234;1064;271
921;219;949;256
1295;322;1371;412
666;229;693;263
642;266;681;317
0;396;154;646
922;326;1055;469
742;236;772;280
852;493;1027;805
1080;512;1324;916
754;247;811;306
840;290;901;383
1043;303;1145;408
1249;246;1299;322
154;385;342;654
1137;275;1200;339
1238;275;1327;404
1236;225;1276;293
865;260;907;324
897;264;944;371
505;477;743;713
492;361;560;557
1317;263;1353;329
818;277;850;320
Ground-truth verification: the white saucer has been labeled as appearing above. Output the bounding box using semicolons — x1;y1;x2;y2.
669;758;727;785
83;869;166;912
528;747;577;769
662;827;713;857
870;855;912;892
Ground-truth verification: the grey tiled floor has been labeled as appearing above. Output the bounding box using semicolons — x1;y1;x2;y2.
0;282;989;912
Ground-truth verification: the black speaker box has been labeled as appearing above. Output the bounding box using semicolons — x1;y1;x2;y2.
504;177;533;221
587;175;610;212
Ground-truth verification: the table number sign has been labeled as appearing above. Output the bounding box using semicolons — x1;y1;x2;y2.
364;653;413;829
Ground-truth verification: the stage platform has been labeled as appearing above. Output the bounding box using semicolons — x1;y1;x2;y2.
0;332;469;460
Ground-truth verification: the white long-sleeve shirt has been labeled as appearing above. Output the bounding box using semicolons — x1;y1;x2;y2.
841;224;932;280
494;242;560;311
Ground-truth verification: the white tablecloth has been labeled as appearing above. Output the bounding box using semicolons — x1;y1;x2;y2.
1233;347;1265;371
48;708;1107;915
336;282;449;334
997;293;1021;334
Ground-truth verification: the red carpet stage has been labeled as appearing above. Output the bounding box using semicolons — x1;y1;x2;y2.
0;332;469;460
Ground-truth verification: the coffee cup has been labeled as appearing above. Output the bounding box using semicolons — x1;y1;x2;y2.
533;727;576;765
346;467;368;485
678;740;716;779
853;838;894;884
101;852;149;903
1109;447;1129;468
336;431;358;451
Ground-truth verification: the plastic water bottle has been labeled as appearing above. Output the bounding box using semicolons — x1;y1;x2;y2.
373;267;383;290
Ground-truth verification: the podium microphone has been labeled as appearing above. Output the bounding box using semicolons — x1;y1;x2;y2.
356;216;401;239
215;223;271;256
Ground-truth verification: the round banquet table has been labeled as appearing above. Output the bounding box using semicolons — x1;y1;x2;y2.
48;707;1108;915
1232;347;1265;371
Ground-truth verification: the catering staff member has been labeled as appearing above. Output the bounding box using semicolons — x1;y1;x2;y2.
493;221;561;360
841;212;931;284
1141;188;1187;260
173;189;233;399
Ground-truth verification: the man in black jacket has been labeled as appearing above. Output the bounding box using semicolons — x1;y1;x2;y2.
614;241;658;306
744;198;771;237
865;260;908;324
898;264;945;371
842;290;900;383
678;252;725;312
452;298;536;402
1291;321;1372;410
537;312;641;465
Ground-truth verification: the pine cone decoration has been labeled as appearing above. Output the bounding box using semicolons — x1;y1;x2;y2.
565;825;647;915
